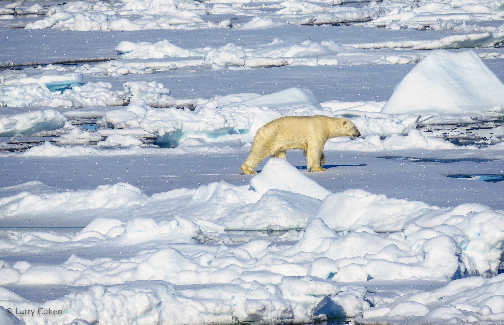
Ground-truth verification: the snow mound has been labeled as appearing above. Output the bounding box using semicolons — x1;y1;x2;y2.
317;189;435;232
116;40;202;59
302;8;379;25
0;183;147;227
239;87;322;112
25;0;206;31
250;158;332;200
239;17;284;30
1;73;83;92
107;88;423;148
0;78;179;108
325;129;461;151
0;278;350;324
383;50;504;114
139;87;323;147
97;134;143;147
361;275;504;324
2;159;504;323
226;189;321;230
115;38;346;68
1;80;127;108
0;110;66;137
350;32;504;51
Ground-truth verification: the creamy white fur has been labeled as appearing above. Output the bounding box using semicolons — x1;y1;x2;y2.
241;116;361;174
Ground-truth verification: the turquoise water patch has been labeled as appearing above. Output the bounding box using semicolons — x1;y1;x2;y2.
45;81;83;92
447;174;504;183
82;124;98;131
155;127;247;147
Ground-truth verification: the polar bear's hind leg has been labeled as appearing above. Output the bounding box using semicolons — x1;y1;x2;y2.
273;151;286;159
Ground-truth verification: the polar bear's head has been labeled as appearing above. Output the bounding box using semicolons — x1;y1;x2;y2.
333;118;361;139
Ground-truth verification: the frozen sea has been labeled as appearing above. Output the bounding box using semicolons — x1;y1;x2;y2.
1;0;504;324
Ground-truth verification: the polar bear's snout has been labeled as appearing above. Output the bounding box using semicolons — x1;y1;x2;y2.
344;120;361;139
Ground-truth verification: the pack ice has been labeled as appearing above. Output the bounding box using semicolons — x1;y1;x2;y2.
1;50;503;148
1;40;504;325
1;157;504;324
17;0;504;31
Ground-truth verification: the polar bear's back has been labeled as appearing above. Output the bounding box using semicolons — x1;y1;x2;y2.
254;116;333;152
258;115;332;137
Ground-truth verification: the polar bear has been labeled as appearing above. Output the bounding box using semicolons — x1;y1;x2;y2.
241;115;361;174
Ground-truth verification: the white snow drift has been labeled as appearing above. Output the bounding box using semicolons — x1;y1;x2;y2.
0;110;66;137
1;158;504;324
383;50;504;114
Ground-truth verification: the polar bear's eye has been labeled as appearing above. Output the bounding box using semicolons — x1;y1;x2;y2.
342;121;348;125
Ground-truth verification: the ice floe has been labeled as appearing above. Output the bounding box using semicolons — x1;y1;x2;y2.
360;274;504;323
0;110;66;137
2;0;504;323
1;156;504;323
19;0;504;32
383;50;504;114
24;0;207;31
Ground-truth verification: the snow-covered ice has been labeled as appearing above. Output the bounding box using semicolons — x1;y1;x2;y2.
0;156;504;324
383;49;504;114
1;0;504;323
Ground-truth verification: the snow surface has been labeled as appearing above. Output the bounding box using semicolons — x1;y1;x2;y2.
1;0;504;324
0;157;504;324
383;49;504;114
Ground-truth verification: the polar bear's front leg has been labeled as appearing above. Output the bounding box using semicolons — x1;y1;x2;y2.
240;161;258;175
306;145;327;172
241;143;272;174
309;165;327;172
241;153;264;174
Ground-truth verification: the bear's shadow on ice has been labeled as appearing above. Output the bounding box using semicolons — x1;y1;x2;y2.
295;163;367;170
